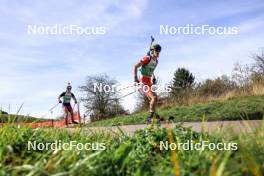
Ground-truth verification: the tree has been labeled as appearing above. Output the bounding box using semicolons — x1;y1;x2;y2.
197;75;237;97
170;68;195;103
231;62;252;88
251;50;264;83
79;74;124;121
171;68;195;89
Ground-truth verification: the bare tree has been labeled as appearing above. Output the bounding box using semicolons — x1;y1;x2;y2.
79;74;123;121
231;62;252;88
251;50;264;83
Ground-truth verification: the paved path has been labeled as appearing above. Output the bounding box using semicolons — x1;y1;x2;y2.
75;120;263;136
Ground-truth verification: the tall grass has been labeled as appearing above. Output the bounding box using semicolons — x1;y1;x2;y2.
0;120;263;175
163;83;264;108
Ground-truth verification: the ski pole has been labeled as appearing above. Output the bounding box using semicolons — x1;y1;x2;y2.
49;103;60;112
109;90;137;101
73;102;77;111
151;35;155;44
116;84;136;92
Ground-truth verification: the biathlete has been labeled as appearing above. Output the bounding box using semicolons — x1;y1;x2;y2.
134;42;162;123
58;83;78;127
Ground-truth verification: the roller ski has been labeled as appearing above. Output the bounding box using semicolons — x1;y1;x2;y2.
146;112;164;126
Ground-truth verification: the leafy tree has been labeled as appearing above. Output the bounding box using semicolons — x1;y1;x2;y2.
171;68;195;89
170;68;195;103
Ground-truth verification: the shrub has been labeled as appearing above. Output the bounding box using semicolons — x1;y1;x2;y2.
197;75;237;98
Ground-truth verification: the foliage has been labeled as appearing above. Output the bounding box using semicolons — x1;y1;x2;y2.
196;75;237;97
170;68;195;104
0;122;263;175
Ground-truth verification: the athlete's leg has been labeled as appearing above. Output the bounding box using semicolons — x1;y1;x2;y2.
64;106;69;127
141;77;157;113
68;105;78;124
65;112;69;127
141;77;159;123
145;90;160;125
143;86;158;123
145;90;157;113
69;107;75;123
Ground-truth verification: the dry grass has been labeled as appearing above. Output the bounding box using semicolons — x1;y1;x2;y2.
252;83;264;95
160;83;264;109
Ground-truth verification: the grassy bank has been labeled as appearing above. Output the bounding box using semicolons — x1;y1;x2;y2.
0;122;263;175
88;95;264;127
0;113;51;123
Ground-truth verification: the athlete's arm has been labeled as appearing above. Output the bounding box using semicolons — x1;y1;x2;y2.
58;92;65;103
71;93;78;104
152;73;155;79
134;56;151;83
152;74;157;85
134;62;141;83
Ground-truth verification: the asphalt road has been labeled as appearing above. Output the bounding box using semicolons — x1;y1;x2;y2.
73;120;263;136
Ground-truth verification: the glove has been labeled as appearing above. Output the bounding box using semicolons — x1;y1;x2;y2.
134;76;139;83
59;100;62;103
152;77;157;85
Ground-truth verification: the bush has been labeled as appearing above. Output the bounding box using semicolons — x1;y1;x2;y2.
197;75;237;98
0;110;8;115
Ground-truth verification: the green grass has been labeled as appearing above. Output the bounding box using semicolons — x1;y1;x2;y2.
0;113;52;123
0;122;263;175
88;95;264;127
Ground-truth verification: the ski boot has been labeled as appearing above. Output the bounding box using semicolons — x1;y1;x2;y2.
155;113;161;126
146;112;155;124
